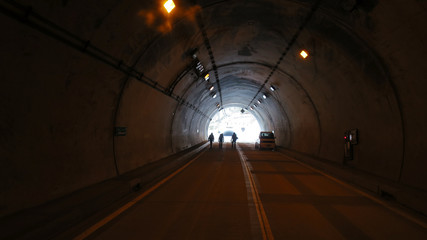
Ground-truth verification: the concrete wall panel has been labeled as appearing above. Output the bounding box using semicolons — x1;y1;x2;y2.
114;79;179;174
0;16;121;216
371;0;427;190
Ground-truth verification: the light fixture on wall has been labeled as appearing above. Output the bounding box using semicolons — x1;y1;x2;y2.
191;55;205;78
163;0;175;13
270;85;276;91
209;85;214;91
211;92;217;98
300;50;309;59
262;94;267;99
196;61;204;74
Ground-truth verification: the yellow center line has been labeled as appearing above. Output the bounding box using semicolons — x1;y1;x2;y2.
73;149;206;240
237;145;274;240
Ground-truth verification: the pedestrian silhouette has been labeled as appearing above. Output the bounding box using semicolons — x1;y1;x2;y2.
231;132;238;148
218;133;224;149
208;133;214;149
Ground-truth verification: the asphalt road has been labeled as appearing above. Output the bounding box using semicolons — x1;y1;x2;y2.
84;142;427;240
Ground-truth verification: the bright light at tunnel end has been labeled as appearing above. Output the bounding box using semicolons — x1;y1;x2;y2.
163;0;175;13
208;107;261;142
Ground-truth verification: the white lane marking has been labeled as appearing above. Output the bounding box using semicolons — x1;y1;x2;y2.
237;145;275;240
278;151;427;229
73;150;206;240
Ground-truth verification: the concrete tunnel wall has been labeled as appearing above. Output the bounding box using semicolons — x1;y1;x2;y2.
1;0;427;217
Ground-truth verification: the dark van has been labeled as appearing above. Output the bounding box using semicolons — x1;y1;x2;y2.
255;131;276;150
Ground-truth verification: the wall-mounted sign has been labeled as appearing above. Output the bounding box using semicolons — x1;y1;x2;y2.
114;127;127;136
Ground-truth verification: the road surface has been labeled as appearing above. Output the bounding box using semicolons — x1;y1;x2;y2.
79;143;427;239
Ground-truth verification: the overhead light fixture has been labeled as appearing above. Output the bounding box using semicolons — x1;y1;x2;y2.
204;73;210;81
209;85;214;91
300;50;309;59
257;99;262;104
216;103;220;108
211;92;217;98
163;0;175;13
263;94;267;99
250;106;254;110
196;61;204;74
270;85;276;91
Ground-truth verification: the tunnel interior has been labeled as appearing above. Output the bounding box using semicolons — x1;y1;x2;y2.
207;106;262;142
1;0;427;218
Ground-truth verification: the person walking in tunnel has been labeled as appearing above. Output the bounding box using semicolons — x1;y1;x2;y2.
208;133;214;149
231;132;238;149
218;133;224;149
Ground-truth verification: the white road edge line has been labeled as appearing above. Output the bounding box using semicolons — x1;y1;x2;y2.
73;149;207;240
237;145;275;240
278;152;427;229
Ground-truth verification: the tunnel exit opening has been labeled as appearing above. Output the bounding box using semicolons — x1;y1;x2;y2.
208;107;261;142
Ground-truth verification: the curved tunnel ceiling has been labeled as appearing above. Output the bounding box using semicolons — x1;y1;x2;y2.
0;0;399;166
1;0;386;138
168;0;321;123
129;0;385;133
2;0;427;217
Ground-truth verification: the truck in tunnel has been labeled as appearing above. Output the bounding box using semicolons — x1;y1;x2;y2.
1;0;427;239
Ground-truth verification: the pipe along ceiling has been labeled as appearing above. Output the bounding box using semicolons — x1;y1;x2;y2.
1;0;427;217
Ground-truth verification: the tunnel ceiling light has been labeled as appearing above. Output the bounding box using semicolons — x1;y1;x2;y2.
163;0;175;13
270;85;276;91
204;73;210;81
212;93;217;98
250;106;254;110
209;85;214;91
196;61;204;74
216;102;220;108
300;50;309;59
257;99;262;104
263;94;267;99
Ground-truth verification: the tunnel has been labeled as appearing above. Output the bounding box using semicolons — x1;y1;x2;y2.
1;0;427;238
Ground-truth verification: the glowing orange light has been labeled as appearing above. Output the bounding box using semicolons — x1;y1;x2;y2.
300;50;309;59
164;0;175;13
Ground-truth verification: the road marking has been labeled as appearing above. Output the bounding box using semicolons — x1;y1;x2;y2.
73;149;206;240
277;151;427;229
237;146;275;240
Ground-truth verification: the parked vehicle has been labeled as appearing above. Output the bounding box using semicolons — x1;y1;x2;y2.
255;131;276;150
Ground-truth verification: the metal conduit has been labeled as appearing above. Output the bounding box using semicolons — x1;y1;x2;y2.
247;0;322;109
197;14;224;108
